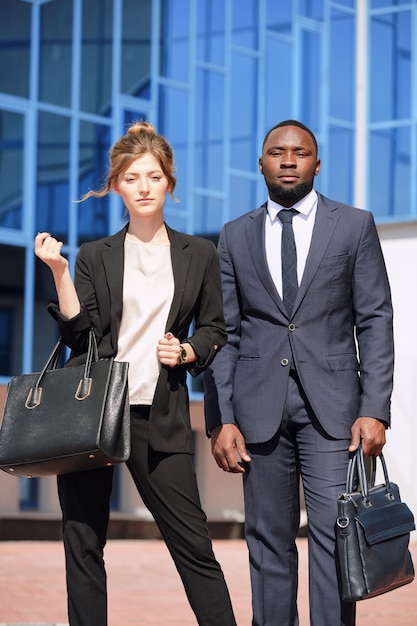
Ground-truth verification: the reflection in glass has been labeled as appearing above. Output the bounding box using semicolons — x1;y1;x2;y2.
195;70;224;189
300;29;321;135
266;1;292;34
40;0;73;107
264;38;292;131
0;245;24;376
329;10;354;121
81;0;113;115
0;110;24;229
300;0;324;20
122;0;152;97
77;122;112;243
197;0;225;65
0;308;12;376
36;112;70;241
158;86;189;153
232;0;258;48
194;195;223;236
229;175;258;221
370;9;411;122
230;53;257;171
328;126;354;205
370;127;411;218
0;0;31;98
161;0;190;81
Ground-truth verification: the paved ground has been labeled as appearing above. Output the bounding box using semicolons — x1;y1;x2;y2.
0;538;416;625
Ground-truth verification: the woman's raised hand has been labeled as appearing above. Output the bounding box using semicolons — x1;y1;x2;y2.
34;232;69;274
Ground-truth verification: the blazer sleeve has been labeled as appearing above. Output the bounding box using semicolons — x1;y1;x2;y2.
203;224;241;430
47;242;105;358
352;211;394;424
184;241;228;377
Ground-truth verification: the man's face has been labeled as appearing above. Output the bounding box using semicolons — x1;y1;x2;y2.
259;125;321;207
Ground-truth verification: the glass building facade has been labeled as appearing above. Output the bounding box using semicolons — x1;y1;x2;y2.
0;0;416;510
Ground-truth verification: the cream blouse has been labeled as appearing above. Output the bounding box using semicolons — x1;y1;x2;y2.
116;238;174;405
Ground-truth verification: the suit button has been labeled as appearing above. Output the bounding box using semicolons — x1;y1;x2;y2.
281;358;289;367
289;323;296;331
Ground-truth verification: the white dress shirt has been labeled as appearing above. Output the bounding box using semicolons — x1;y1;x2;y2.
265;188;318;298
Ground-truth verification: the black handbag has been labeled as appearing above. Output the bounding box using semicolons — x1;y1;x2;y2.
336;446;415;601
0;329;130;478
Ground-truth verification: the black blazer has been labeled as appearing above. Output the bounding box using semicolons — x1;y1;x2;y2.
49;224;227;453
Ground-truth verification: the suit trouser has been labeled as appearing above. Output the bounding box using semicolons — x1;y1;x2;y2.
57;405;236;626
243;372;356;626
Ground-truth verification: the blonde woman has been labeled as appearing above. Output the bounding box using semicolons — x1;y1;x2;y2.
35;121;236;626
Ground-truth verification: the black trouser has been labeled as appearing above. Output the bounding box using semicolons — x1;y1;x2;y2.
57;405;236;626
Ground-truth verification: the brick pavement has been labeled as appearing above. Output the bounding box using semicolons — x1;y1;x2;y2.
0;538;416;625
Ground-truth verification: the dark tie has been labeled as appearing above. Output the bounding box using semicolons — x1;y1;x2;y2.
278;208;299;315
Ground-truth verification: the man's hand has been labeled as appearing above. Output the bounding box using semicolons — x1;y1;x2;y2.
210;424;251;473
349;416;386;457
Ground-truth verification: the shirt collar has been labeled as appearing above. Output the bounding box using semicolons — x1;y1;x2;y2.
267;188;318;221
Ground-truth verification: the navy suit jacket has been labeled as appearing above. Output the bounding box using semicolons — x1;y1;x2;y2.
48;224;227;454
204;192;394;443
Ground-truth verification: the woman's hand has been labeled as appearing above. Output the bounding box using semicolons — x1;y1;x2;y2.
35;232;69;275
34;232;80;319
157;333;196;368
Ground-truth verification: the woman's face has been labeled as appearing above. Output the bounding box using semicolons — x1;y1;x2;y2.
113;153;171;220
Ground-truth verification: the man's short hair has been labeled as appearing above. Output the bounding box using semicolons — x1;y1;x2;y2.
262;120;318;154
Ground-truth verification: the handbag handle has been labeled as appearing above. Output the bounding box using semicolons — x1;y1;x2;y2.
346;445;394;506
25;328;99;409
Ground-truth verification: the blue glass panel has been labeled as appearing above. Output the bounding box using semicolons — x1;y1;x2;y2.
158;84;190;224
329;10;354;121
197;0;225;65
229;175;258;221
19;477;39;511
232;0;258;48
77;122;112;243
300;0;324;20
266;0;292;34
0;307;12;375
193;195;224;235
164;203;188;232
195;69;224;189
300;29;321;135
81;0;113;115
0;0;31;98
369;127;411;218
371;0;410;7
370;10;411;122
264;38;292;130
158;85;189;160
39;0;73;108
110;464;120;510
161;0;190;81
0;110;24;230
122;0;152;98
230;53;258;170
327;126;354;205
36;113;70;241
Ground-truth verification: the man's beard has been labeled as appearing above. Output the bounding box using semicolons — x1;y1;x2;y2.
267;180;313;207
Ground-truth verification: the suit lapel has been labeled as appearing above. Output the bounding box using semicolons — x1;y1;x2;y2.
246;205;287;315
165;226;192;331
293;194;340;313
101;226;127;343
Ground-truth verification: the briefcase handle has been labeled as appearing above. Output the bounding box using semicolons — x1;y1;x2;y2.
25;328;99;409
346;446;394;505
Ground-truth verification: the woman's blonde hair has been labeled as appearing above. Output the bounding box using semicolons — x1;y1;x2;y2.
80;121;177;201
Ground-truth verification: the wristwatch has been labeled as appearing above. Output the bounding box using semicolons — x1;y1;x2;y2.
177;344;187;365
